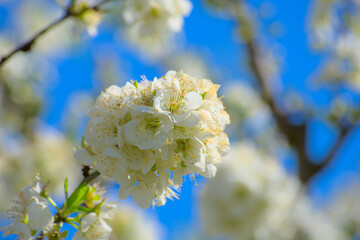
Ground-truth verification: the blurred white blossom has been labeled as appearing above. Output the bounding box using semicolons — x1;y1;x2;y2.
310;0;360;91
0;37;59;132
73;0;104;36
224;83;285;153
291;196;346;240
75;70;230;208
0;128;82;211
120;0;192;56
106;204;162;240
325;178;360;238
200;142;300;240
200;141;346;240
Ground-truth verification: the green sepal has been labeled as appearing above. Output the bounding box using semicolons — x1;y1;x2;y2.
201;92;207;100
72;206;92;213
81;135;87;148
93;199;105;216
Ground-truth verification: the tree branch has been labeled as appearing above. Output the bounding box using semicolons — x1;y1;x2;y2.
0;0;110;68
0;12;70;68
232;0;355;184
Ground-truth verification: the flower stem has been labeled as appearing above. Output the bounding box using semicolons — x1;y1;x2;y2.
66;220;80;230
46;196;61;211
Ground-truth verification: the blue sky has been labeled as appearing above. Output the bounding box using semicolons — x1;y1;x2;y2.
1;0;360;239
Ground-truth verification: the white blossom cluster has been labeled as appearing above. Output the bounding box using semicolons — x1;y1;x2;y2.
321;33;360;90
0;129;82;211
75;70;230;209
200;142;346;240
0;175;54;239
223;83;280;148
200;142;301;240
310;0;360;90
120;0;192;56
325;178;360;238
291;199;346;240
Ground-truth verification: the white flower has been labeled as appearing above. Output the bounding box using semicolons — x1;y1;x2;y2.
200;142;347;240
75;70;230;208
325;177;360;238
0;175;54;239
74;212;112;240
81;9;103;36
0;128;82;211
124;111;173;150
291;196;346;240
200;142;301;240
310;0;360;91
74;1;104;36
106;204;162;240
223;82;283;153
0;222;32;240
120;0;192;56
26;197;53;232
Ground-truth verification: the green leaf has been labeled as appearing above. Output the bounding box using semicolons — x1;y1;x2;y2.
60;230;68;239
65;185;90;212
64;178;69;200
31;229;37;236
72;206;92;213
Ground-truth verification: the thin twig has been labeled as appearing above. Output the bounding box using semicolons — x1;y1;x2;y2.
0;0;111;68
0;12;70;68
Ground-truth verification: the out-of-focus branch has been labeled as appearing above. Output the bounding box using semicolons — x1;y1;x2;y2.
230;0;356;184
0;13;70;68
0;0;110;68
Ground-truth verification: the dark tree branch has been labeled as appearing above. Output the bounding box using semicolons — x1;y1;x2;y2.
82;165;91;178
77;170;101;188
0;0;111;68
0;12;70;68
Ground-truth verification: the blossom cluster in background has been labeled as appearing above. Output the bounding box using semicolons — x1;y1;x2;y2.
200;142;345;240
120;0;192;56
